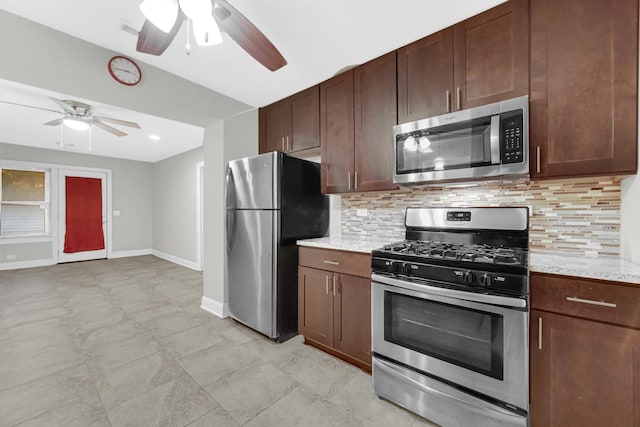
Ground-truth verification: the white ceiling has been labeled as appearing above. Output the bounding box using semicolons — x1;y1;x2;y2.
0;79;204;163
0;0;506;162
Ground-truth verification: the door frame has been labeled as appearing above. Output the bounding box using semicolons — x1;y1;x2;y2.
196;161;204;271
57;167;112;263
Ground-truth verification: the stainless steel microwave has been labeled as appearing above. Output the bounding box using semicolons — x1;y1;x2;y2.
393;96;529;185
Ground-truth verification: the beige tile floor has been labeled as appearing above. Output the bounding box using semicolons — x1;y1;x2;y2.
0;256;437;427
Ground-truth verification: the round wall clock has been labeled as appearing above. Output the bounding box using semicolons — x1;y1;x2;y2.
108;56;142;86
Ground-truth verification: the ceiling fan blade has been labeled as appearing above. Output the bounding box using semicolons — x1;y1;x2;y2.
1;100;62;114
94;121;127;137
49;97;76;115
94;116;141;129
137;10;185;56
213;0;287;71
43;118;63;126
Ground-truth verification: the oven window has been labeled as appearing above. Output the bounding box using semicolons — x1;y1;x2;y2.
384;292;504;380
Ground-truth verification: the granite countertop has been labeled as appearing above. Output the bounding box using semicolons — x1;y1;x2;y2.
297;236;394;254
297;236;640;285
529;251;640;285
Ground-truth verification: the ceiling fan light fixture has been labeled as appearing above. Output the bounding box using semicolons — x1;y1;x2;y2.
140;0;179;33
192;15;222;46
63;118;90;132
178;0;212;20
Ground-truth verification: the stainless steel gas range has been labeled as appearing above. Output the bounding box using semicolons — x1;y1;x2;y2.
371;207;529;427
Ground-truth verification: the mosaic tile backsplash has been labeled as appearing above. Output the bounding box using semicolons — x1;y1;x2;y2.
341;177;621;256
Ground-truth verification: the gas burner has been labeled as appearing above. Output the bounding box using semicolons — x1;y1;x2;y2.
381;240;526;266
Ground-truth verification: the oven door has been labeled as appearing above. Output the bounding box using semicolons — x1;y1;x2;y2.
371;274;528;411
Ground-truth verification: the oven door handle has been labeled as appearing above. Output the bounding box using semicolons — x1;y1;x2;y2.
371;273;527;309
375;357;526;422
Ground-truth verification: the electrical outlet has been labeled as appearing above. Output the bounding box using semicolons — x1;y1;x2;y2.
6;254;16;260
113;210;121;217
356;208;368;217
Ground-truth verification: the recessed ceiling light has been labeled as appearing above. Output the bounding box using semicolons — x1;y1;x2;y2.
148;134;161;141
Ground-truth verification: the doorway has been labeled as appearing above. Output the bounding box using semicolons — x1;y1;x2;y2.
58;169;109;263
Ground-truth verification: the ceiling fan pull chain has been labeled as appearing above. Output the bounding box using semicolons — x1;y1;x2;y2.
59;121;64;148
88;126;92;152
185;19;192;55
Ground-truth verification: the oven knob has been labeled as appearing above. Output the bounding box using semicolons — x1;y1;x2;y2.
397;262;408;274
462;271;475;284
385;261;396;273
480;273;493;287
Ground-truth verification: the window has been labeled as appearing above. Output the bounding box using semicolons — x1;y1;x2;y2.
0;168;50;238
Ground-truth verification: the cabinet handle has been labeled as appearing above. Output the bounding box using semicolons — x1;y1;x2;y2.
286;136;290;151
333;275;337;296
325;275;329;295
536;146;541;173
538;317;542;350
456;87;461;110
281;137;286;152
566;296;617;308
354;172;358;190
323;260;340;266
446;90;451;112
347;172;352;190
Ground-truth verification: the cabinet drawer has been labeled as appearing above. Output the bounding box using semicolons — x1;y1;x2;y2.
299;246;371;278
531;273;640;329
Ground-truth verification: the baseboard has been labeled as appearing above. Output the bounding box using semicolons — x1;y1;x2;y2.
0;258;56;271
110;249;152;259
201;296;228;318
151;250;201;271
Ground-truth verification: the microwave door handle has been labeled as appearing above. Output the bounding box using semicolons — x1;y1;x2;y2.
490;115;500;165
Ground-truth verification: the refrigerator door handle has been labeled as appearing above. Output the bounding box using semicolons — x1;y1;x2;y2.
225;166;236;209
225;167;237;251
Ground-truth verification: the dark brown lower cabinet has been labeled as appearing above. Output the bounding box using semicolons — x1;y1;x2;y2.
530;272;640;426
298;266;333;346
298;247;372;371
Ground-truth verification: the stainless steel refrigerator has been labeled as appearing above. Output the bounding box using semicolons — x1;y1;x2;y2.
225;151;329;342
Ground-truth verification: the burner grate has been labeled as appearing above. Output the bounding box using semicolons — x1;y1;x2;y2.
380;240;526;266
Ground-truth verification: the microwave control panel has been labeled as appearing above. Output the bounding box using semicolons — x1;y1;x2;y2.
500;112;524;164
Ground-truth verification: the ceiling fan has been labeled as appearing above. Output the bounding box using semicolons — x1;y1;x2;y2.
137;0;287;71
1;97;141;137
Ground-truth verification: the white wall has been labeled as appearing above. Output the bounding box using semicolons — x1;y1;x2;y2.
0;11;250;126
620;29;640;265
201;109;258;316
0;141;153;267
152;147;203;269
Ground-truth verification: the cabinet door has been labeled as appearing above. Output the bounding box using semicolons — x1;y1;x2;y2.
530;310;640;426
453;0;529;110
397;28;454;123
354;52;397;192
530;0;638;179
289;86;320;152
333;273;371;367
320;70;355;193
259;101;288;153
298;266;333;346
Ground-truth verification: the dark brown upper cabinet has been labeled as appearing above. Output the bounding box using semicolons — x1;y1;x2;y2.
529;0;638;179
397;29;454;122
259;85;320;154
397;0;529;124
320;70;355;194
321;52;397;194
354;51;398;192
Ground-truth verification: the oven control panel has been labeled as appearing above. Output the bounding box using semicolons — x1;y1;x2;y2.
371;257;528;297
446;211;471;222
